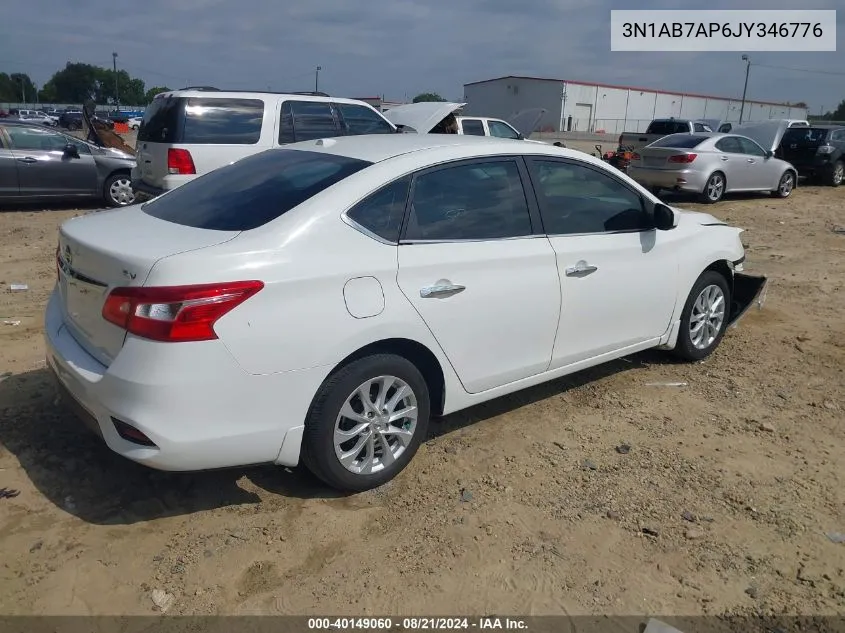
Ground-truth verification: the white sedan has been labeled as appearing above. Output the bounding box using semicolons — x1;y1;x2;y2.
127;117;142;130
45;134;766;491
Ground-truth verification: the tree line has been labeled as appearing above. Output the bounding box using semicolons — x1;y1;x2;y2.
0;63;171;106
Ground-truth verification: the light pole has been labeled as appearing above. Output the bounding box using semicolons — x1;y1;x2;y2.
315;65;321;93
112;52;119;111
739;54;751;124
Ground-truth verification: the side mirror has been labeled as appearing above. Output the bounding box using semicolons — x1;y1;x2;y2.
765;150;774;158
516;132;524;140
653;203;676;231
63;143;80;158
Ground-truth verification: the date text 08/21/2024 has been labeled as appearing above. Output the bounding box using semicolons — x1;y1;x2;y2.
307;617;528;630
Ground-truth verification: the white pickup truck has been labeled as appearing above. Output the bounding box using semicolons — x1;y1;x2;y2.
383;102;564;146
618;118;714;153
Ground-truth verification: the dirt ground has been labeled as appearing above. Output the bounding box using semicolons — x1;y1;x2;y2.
1;180;844;618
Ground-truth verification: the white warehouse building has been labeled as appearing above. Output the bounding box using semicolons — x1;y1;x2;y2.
462;75;808;135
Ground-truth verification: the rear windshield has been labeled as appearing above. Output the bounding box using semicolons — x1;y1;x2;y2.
651;134;708;148
646;121;691;135
781;127;830;145
141;149;372;231
138;96;265;144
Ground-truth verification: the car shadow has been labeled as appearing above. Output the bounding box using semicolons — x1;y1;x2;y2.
0;350;679;525
0;200;106;213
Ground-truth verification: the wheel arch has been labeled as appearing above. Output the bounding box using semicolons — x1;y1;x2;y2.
323;338;446;417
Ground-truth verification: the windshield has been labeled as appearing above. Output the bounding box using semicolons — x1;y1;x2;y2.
142;149;372;231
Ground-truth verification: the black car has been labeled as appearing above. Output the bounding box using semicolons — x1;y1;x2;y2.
0;120;137;206
777;125;845;186
59;111;83;130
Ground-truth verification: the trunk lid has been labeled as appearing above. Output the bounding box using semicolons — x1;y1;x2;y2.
634;147;697;169
777;127;830;165
57;207;238;365
382;102;466;133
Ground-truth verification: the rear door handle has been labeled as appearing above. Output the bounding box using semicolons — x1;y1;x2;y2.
420;282;465;298
17;157;37;164
565;260;598;276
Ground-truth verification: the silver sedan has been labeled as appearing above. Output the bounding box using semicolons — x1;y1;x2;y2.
627;132;797;203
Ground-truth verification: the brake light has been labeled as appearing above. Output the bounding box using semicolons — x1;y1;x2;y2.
631;153;641;161
167;148;196;175
102;281;264;342
817;145;835;155
668;153;697;163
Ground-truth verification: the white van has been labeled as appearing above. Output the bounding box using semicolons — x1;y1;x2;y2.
131;89;398;200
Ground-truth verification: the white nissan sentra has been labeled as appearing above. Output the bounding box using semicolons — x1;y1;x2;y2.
45;134;767;491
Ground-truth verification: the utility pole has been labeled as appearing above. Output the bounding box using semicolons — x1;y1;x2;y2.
315;65;321;93
739;54;751;124
112;52;119;111
20;77;25;104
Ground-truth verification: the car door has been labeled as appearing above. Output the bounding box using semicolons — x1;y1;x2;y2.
713;136;752;190
5;126;98;196
735;136;779;189
396;157;561;394
0;127;20;198
524;157;679;369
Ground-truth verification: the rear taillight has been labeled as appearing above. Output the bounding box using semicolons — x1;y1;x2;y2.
102;281;264;342
817;145;835;155
167;148;196;175
631;153;641;161
668;153;697;163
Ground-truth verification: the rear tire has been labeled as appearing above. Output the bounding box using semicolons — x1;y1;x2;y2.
672;270;732;362
104;173;135;207
699;172;725;204
301;354;430;492
829;160;844;187
772;170;796;198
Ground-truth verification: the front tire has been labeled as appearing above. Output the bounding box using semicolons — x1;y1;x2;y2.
301;354;430;492
772;170;796;198
700;172;725;204
672;270;732;362
104;173;135;207
829;160;844;187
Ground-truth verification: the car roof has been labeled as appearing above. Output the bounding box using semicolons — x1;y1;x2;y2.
279;133;585;164
156;89;376;107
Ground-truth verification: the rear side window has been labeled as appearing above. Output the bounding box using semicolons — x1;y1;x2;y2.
461;119;485;136
346;176;410;243
142;149;371;231
181;98;264;144
336;104;394;135
715;137;743;153
279;100;340;144
651;135;708;148
831;130;845;142
138;97;183;143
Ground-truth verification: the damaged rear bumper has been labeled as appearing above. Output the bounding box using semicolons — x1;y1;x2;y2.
728;272;768;328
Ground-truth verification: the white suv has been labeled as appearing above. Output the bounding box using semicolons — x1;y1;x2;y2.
131;88;398;200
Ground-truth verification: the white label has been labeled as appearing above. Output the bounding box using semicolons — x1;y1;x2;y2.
610;10;836;51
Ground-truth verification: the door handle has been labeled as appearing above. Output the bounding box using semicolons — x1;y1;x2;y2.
747;158;755;163
720;156;729;161
420;282;465;298
565;260;598;276
17;157;37;164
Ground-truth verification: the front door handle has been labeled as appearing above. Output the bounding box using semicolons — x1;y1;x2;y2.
420;281;466;298
565;260;598;276
17;157;37;164
720;156;729;161
747;158;755;163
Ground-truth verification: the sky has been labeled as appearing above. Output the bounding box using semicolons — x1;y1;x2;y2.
0;0;842;113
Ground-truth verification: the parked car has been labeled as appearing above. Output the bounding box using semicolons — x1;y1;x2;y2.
383;102;564;146
775;124;844;186
18;112;58;127
46;134;765;491
718;119;809;134
127;117;142;130
618;119;714;154
59;111;83;130
0;120;136;206
131;89;399;201
628;128;797;203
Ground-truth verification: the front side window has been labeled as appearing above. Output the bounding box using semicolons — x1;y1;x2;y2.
279;100;340;144
737;137;766;156
404;161;532;241
346;176;410;243
6;126;69;151
487;120;520;139
460;119;485;136
530;160;650;235
336;104;394;135
829;129;845;142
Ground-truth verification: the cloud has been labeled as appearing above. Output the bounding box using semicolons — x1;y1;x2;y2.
0;0;840;109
